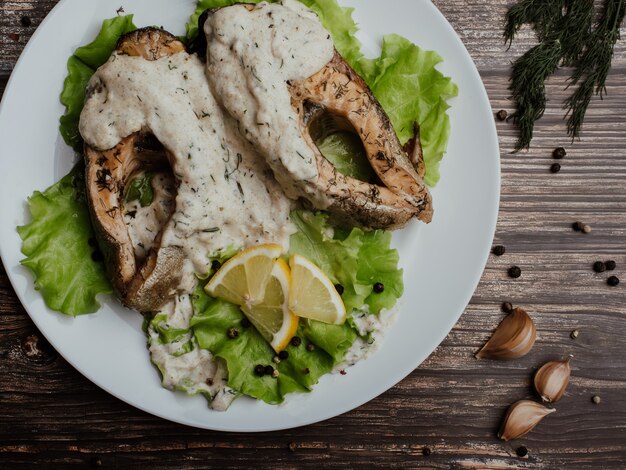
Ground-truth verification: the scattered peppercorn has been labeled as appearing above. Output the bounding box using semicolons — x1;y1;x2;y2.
516;446;528;457
227;327;239;339
592;395;601;404
570;329;579;339
572;221;585;231
240;317;251;328
254;364;265;376
373;282;385;293
211;259;222;271
552;147;566;159
502;302;513;313
605;260;617;271
87;237;97;247
271;369;280;378
339;369;347;375
8;33;20;41
496;109;508;121
334;284;344;295
607;276;619;286
264;365;274;375
288;442;297;452
550;163;561;173
593;261;606;273
303;367;310;375
422;447;431;456
278;350;289;360
290;336;302;347
306;343;316;352
493;245;506;256
272;356;281;364
91;250;103;262
582;224;592;234
20;16;32;27
508;266;522;278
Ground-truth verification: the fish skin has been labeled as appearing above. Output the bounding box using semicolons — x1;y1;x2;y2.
83;29;186;312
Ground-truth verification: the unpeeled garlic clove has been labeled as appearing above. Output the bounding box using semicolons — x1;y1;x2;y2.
476;307;537;359
498;400;555;441
534;356;572;403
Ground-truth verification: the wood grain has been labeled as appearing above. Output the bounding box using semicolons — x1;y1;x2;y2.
1;1;625;468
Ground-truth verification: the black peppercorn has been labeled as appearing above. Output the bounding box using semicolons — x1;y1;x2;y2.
278;350;289;360
593;261;606;273
552;147;566;159
496;110;508;121
501;301;513;313
607;276;619;286
264;365;274;375
334;284;344;295
605;260;617;271
373;282;385;293
240;317;251;328
493;245;506;256
306;343;316;352
211;259;222;271
516;446;528;457
88;237;97;247
422;447;431;456
227;327;239;339
508;266;522;278
254;364;265;376
290;336;302;347
572;221;585;231
550;163;561;173
91;250;103;262
20;16;32;27
303;367;310;375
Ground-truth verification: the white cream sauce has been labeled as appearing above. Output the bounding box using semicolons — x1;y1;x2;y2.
80;50;294;283
205;0;334;201
148;295;237;410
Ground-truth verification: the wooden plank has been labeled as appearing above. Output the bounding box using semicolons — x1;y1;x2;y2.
0;0;625;468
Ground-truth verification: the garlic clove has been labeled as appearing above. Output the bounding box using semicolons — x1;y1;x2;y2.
534;356;572;403
476;307;537;359
498;400;555;441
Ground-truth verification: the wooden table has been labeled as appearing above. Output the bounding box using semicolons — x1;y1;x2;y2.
1;1;625;468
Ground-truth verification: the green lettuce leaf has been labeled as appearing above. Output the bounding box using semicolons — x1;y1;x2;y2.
17;166;112;315
289;211;403;314
125;173;154;207
359;35;459;186
316;132;376;182
190;288;353;404
59;15;137;150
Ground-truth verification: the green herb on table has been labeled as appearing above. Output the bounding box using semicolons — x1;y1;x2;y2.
504;0;625;150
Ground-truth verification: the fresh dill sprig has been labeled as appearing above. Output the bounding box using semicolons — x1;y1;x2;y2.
504;0;563;46
565;0;626;138
507;0;595;151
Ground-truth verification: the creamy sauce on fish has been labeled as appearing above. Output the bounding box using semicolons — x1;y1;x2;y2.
80;50;294;285
205;0;334;200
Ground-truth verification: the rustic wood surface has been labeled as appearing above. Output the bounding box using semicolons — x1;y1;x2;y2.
1;0;625;468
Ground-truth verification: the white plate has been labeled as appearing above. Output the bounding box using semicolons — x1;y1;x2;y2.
0;0;499;431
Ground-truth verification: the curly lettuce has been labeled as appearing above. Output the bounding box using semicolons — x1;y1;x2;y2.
17;166;112;315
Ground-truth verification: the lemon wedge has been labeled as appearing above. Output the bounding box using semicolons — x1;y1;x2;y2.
288;254;346;325
205;244;298;352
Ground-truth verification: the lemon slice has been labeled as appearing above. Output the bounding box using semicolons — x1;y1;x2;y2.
206;244;283;306
206;244;298;352
288;254;346;325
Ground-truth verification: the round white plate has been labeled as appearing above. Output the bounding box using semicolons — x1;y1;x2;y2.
0;0;499;431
